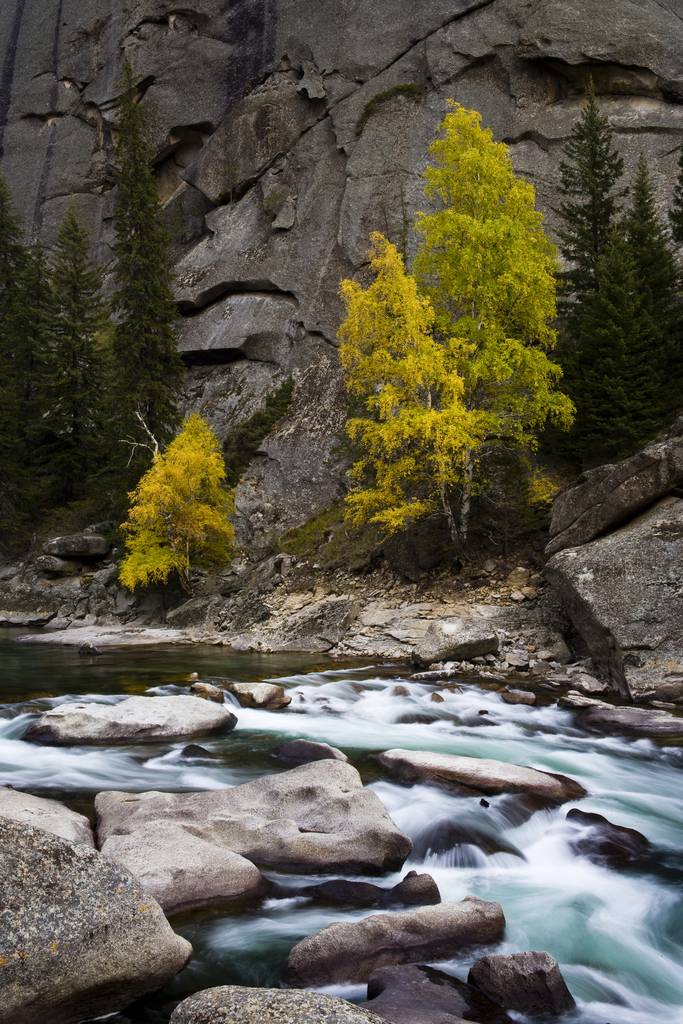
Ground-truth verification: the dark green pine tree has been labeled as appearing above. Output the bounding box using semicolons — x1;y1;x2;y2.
110;61;183;471
36;201;107;503
557;78;626;334
669;144;683;246
576;229;663;463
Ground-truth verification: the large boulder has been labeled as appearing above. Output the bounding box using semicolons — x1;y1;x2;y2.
564;808;649;867
283;897;505;986
377;749;586;804
360;964;513;1024
546;435;683;556
0;786;94;846
23;695;237;745
577;705;683;737
545;497;683;701
95;760;412;875
274;738;349;763
413;617;499;664
43;533;109;558
170;987;388;1024
264;598;362;652
468;951;575;1016
0;819;191;1024
101;821;266;914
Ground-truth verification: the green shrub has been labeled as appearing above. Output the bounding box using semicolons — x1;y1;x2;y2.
355;83;426;135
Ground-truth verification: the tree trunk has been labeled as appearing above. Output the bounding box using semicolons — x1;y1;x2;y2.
439;479;462;554
459;452;473;558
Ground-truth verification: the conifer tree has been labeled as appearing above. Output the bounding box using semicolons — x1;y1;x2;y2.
0;171;26;530
38;201;107;502
111;61;183;471
669;144;683;246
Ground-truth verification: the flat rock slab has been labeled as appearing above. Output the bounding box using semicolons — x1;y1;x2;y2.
0;786;94;846
377;749;586;803
95;760;412;875
223;681;291;708
274;738;349;763
170;987;388;1024
43;533;109;557
23;695;237;745
360;964;513;1024
0;819;191;1024
283;897;505;986
468;951;575;1016
15;626;194;646
413;617;499;664
101;821;266;914
577;705;683;737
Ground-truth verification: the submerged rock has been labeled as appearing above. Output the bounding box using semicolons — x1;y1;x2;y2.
95;760;412;876
293;870;440;909
170;987;387;1024
577;705;683;737
377;749;586;803
223;680;292;708
468;951;575;1016
0;819;191;1024
413;617;499;665
360;963;513;1024
0;786;94;846
283;897;505;986
101;820;266;914
565;808;650;866
23;695;237;745
274;738;349;762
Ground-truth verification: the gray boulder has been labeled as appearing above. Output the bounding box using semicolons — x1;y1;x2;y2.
283;897;505;986
95;760;412;875
377;749;586;803
190;681;225;702
413;617;499;665
43;533;108;558
565;808;649;867
23;695;237;745
468;951;575;1016
101;821;266;914
545;497;683;701
0;819;191;1024
577;705;683;737
170;987;387;1024
223;681;292;708
360;964;513;1024
501;690;536;706
35;554;81;575
0;786;94;846
266;598;362;652
294;870;440;910
546;436;683;556
274;738;349;763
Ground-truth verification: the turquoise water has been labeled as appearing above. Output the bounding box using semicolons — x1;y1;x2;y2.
2;628;683;1023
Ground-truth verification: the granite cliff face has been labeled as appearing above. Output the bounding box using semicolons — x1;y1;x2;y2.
2;0;683;549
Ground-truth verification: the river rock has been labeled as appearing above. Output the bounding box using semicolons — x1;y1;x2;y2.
23;695;237;745
360;964;513;1024
283;897;505;986
190;681;225;702
413;617;499;665
565;808;649;866
101;821;266;914
557;693;613;709
0;786;94;846
43;533;109;558
545;497;683;702
223;680;292;708
468;951;576;1016
546;436;683;556
501;689;536;705
0;819;191;1024
577;705;683;737
170;987;388;1024
95;760;411;875
377;749;586;803
294;870;440;909
274;738;349;762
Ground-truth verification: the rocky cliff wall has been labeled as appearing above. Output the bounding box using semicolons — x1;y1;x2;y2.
2;0;683;550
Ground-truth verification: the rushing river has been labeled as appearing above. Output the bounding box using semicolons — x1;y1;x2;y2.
2;629;683;1024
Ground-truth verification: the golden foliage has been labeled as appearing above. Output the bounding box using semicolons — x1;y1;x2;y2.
119;414;234;594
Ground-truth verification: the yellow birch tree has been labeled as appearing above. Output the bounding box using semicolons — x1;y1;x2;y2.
119;413;234;594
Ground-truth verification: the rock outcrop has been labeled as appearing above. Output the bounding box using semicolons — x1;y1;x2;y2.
468;951;575;1016
0;786;94;846
283;897;505;986
377;749;586;803
0;819;191;1024
95;760;412;875
545;497;683;701
24;695;237;745
170;987;387;1024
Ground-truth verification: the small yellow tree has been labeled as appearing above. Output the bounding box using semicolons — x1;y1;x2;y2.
339;233;483;548
119;413;234;595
